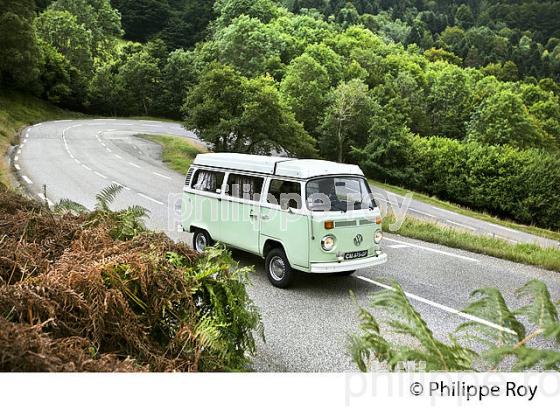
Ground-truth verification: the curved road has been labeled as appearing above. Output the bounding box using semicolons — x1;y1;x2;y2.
12;119;560;371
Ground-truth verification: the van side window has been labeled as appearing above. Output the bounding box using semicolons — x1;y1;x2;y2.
192;169;225;193
267;179;302;209
226;174;263;201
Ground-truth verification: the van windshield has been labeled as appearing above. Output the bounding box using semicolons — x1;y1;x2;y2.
306;177;374;212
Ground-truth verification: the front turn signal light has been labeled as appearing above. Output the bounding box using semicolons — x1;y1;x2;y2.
324;220;334;230
375;216;383;225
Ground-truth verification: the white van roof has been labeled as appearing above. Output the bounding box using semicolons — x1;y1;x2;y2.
192;153;364;179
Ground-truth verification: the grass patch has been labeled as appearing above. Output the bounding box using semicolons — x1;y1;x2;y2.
383;215;560;272
0;90;85;185
371;178;560;243
139;134;206;174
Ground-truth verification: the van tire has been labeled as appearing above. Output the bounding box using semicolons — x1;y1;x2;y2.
192;229;213;253
265;248;294;288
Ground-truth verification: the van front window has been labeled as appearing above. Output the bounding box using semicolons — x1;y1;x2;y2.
306;177;374;212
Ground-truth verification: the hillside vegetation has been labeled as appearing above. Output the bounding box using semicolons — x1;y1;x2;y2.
2;0;560;229
0;184;262;371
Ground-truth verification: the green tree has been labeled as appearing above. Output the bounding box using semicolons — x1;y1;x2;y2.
157;49;197;118
280;54;331;134
87;62;121;115
183;64;316;156
37;40;75;104
116;49;161;115
467;90;549;149
0;0;40;88
49;0;123;57
214;0;280;28
213;15;285;77
319;79;372;162
455;4;474;30
426;62;473;138
159;0;216;50
34;9;94;75
110;0;171;42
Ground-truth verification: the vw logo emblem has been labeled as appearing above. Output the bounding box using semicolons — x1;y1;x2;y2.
354;234;363;246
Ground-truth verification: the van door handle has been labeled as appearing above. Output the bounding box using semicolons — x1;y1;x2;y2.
261;215;270;221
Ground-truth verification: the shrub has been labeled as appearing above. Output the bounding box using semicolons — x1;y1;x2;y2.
359;134;560;230
350;279;560;371
0;184;263;371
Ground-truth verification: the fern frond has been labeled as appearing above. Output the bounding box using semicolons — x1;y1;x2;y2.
351;281;475;371
515;279;558;331
457;287;525;348
95;184;123;211
53;198;88;215
126;204;150;219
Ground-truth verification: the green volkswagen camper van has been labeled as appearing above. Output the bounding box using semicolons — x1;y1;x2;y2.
181;153;387;288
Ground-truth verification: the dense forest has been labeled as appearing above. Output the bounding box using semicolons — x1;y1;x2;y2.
1;0;560;228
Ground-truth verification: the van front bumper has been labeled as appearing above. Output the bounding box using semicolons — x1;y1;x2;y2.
309;252;388;273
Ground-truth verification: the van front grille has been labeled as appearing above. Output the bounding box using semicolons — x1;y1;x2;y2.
358;219;375;225
334;220;357;227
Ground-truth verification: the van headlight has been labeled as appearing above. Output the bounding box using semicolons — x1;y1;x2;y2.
321;235;336;251
374;230;383;244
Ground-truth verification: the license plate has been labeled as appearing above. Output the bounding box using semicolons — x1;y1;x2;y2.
344;250;368;260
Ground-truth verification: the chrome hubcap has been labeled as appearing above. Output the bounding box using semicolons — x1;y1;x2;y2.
195;233;207;252
269;256;286;281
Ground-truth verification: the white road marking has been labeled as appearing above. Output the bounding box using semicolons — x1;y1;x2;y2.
106;148;112;152
153;172;171;180
409;208;436;218
14;164;20;171
22;175;33;184
487;233;519;244
25;132;29;138
128;161;141;168
74;159;81;165
82;164;92;171
434;207;461;217
14;156;18;162
112;181;131;191
114;154;122;159
356;276;517;335
388;244;410;249
384;237;479;262
486;222;520;234
17;149;21;155
138;193;164;205
446;219;477;231
94;171;107;179
69;153;74;159
20;142;25;147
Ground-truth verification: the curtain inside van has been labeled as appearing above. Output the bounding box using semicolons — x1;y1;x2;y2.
194;171;217;192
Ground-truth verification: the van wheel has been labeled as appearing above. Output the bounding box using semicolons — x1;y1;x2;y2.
337;270;355;276
193;230;213;253
265;248;294;288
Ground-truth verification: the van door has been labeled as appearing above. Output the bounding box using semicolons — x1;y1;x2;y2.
186;168;225;240
260;178;309;270
220;173;263;253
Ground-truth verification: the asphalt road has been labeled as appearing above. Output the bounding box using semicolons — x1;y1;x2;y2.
12;119;560;371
